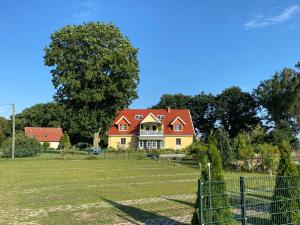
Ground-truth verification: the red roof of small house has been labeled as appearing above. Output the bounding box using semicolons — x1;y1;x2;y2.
107;109;195;136
24;127;63;142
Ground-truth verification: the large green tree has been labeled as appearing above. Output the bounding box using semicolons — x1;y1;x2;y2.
152;93;216;138
0;117;10;144
215;86;259;138
151;94;193;109
189;93;216;138
255;67;300;134
44;22;139;147
15;103;65;131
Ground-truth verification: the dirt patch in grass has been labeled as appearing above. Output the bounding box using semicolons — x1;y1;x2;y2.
75;212;93;221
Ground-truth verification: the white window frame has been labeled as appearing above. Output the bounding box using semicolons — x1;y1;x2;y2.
174;124;182;131
119;124;127;131
135;115;143;120
157;115;165;120
120;138;126;145
176;138;181;146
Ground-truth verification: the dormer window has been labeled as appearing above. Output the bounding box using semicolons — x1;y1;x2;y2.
157;115;165;119
174;124;182;131
119;124;127;131
135;115;143;120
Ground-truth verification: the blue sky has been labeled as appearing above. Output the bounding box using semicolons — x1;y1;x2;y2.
1;0;300;117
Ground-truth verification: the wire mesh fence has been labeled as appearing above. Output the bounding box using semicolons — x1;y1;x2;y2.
197;176;300;225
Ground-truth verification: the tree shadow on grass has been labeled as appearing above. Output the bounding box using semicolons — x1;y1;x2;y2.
103;198;188;225
163;197;195;208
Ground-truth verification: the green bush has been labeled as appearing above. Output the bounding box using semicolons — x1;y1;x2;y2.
256;143;278;172
1;133;41;158
188;140;208;165
42;142;50;150
270;141;300;224
192;134;233;225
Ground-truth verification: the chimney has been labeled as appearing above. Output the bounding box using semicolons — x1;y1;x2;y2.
167;106;171;113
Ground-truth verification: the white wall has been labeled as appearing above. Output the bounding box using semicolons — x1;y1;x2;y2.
40;142;60;149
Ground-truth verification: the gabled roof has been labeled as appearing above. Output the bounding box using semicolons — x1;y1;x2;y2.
108;109;195;136
140;113;162;124
24;127;63;142
115;116;131;125
170;116;186;125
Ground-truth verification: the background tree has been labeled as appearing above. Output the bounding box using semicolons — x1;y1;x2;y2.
59;132;71;159
44;22;139;147
189;93;216;138
256;143;278;172
215;86;259;138
0;117;10;144
15;103;65;131
215;127;233;168
255;67;300;136
152;93;216;138
270;141;300;224
59;133;71;150
151;94;192;109
233;133;254;170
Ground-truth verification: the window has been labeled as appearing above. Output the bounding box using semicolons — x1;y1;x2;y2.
140;125;144;129
174;124;182;131
139;141;143;148
157;115;165;119
135;115;143;120
146;126;150;131
119;124;127;131
152;125;157;131
176;138;181;146
120;138;126;145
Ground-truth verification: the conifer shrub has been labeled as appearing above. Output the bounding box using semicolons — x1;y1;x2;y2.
270;141;300;224
192;134;233;225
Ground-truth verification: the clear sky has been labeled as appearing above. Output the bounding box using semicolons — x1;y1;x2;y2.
1;0;300;117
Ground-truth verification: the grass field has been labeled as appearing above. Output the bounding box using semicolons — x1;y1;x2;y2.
0;157;265;225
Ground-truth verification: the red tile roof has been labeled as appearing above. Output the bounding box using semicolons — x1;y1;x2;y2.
24;127;63;142
108;109;195;136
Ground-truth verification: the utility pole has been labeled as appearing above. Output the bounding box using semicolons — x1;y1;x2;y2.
12;103;15;160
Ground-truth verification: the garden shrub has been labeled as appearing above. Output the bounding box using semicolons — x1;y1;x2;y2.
192;134;233;225
1;133;41;158
270;141;300;224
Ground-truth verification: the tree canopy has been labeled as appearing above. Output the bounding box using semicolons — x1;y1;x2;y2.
255;67;300;133
15;103;65;131
44;22;139;146
215;86;259;138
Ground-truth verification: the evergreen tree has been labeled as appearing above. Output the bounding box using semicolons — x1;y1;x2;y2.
192;134;233;225
59;133;71;159
216;127;233;168
270;141;300;224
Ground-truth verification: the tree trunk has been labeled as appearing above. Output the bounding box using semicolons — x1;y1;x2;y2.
93;128;102;148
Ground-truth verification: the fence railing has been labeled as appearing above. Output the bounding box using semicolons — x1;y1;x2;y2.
197;176;300;225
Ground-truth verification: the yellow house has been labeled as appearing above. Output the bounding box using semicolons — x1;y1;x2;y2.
107;108;195;150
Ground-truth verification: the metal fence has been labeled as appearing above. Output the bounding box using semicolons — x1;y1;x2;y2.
197;176;300;225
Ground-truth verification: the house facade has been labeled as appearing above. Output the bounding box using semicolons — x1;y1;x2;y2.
107;108;195;150
24;127;63;149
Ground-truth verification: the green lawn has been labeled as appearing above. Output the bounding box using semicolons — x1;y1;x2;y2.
0;157;265;225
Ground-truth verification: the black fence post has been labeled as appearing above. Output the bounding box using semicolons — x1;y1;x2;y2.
198;179;205;225
240;177;247;225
